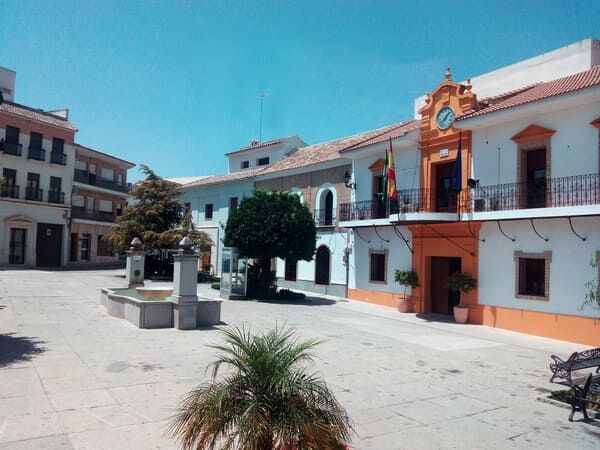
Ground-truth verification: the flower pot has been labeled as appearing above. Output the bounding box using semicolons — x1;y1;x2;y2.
453;305;469;323
397;296;411;313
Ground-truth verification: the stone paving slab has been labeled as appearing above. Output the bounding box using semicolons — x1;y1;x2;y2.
0;269;598;449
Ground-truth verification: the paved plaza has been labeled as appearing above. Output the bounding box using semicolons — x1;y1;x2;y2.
0;269;598;449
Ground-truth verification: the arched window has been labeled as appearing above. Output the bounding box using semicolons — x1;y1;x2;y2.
315;185;336;226
315;245;330;285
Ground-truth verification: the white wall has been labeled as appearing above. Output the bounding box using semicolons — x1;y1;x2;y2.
0;127;75;204
0;202;69;266
180;179;255;276
352;141;420;203
275;229;347;286
471;102;599;186
478;217;600;318
348;226;413;293
227;136;306;173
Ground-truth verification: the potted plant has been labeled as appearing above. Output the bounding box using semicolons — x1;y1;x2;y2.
394;269;419;313
445;271;477;323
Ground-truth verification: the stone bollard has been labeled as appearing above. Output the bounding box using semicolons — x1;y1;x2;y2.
125;237;145;288
170;236;198;330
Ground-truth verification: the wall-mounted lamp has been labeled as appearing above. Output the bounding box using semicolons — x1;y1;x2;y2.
343;170;355;189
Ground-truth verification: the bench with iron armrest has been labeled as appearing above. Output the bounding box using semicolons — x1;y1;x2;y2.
568;373;600;421
549;348;600;386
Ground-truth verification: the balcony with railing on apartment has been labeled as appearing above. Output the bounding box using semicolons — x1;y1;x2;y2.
25;187;43;202
74;168;129;193
462;172;600;217
48;190;65;204
50;151;67;165
0;184;19;199
313;208;337;227
1;142;23;156
340;172;600;224
71;206;117;223
28;146;46;161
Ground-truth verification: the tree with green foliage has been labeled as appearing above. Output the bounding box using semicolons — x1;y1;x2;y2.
167;326;353;450
106;165;211;252
223;190;316;295
582;257;600;311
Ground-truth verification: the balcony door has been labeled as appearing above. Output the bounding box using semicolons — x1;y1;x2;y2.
524;148;547;209
434;162;458;212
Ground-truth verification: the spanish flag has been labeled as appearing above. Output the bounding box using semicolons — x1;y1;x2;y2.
387;138;398;201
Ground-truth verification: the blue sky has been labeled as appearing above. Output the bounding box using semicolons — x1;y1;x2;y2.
2;1;599;181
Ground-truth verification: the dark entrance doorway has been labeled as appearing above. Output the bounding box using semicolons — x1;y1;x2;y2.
324;191;334;225
434;162;458;212
315;246;330;285
524;148;547;208
36;223;63;267
9;228;27;264
70;233;79;262
430;256;461;314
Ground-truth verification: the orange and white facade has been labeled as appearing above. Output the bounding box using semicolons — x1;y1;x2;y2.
340;38;600;346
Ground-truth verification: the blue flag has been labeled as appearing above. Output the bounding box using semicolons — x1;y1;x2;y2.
453;132;462;192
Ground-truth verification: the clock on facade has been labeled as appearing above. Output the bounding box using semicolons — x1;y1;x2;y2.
436;106;455;130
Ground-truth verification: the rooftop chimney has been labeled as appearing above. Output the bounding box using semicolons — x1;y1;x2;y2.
0;67;16;102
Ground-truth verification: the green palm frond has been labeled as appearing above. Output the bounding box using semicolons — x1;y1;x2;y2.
167;325;353;450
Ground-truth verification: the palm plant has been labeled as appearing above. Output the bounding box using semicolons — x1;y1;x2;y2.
167;326;353;450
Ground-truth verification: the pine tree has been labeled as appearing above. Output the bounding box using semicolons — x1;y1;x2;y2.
106;165;211;252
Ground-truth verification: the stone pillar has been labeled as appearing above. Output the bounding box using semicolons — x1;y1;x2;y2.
125;237;145;288
170;237;198;330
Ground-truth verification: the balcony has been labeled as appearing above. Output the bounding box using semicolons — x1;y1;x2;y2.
2;142;22;156
48;190;65;204
464;173;600;213
314;208;337;226
74;169;129;193
28;147;46;161
339;189;435;221
71;207;116;223
25;188;44;201
0;185;19;199
50;152;67;165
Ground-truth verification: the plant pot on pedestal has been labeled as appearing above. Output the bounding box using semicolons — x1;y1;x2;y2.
394;269;419;314
444;271;477;324
453;305;469;323
397;296;411;313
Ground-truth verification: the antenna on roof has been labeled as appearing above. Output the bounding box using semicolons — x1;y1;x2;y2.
258;92;268;142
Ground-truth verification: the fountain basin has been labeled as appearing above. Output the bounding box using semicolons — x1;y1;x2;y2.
136;286;173;298
100;288;221;329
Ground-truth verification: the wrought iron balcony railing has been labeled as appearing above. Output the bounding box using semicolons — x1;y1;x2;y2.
3;142;22;156
48;190;65;204
0;185;19;198
50;152;67;165
25;188;43;201
313;208;337;226
28;147;46;161
71;207;116;222
74;169;129;193
464;172;600;212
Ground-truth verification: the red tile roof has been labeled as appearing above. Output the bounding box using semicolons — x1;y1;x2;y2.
342;119;419;151
259;121;413;174
0;101;78;131
75;143;135;168
458;65;600;120
225;136;297;156
183;167;264;188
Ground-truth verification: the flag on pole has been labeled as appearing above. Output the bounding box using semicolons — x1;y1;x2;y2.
452;132;462;192
387;138;398;201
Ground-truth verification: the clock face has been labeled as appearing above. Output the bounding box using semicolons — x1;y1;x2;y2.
436;106;455;130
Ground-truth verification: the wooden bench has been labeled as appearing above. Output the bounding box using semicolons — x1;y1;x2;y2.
549;348;600;386
568;373;600;421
